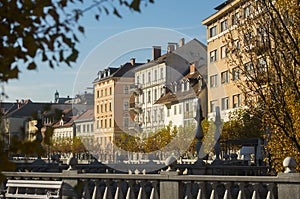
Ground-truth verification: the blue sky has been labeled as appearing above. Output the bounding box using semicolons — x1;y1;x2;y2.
4;0;221;102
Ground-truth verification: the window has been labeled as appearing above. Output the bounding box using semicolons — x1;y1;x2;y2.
101;90;103;97
97;90;99;98
109;118;112;128
210;74;218;88
244;62;254;72
142;74;145;84
221;71;229;84
210;100;218;112
104;103;107;112
174;105;177;115
104;88;107;96
96;105;99;113
142;93;145;104
232;12;240;25
160;109;164;121
210;49;217;62
167;108;170;117
154;89;157;100
258;57;267;73
136;75;139;84
160;68;164;79
147;110;151;122
109;87;112;95
148;72;151;83
124;86;128;94
153;110;157;122
154;70;157;81
100;104;103;113
185;103;189;112
244;5;251;18
221;45;228;59
232;39;240;52
77;125;81;133
221;19;228;32
148;91;151;103
221;97;229;110
232;67;241;81
179;104;182;114
109;102;112;111
233;94;241;108
209;25;217;38
123;101;129;111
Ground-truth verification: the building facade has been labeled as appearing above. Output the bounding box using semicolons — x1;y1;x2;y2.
93;60;143;162
131;38;207;133
202;0;247;121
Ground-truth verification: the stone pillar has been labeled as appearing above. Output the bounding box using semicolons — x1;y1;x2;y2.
160;156;183;199
62;156;79;198
277;157;300;199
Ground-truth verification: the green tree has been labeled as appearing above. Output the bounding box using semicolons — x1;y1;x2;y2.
226;0;300;172
0;0;154;82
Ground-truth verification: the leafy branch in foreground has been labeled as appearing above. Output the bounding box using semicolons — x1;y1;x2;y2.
0;0;154;82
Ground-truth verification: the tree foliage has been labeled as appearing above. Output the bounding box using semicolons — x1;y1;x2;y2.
226;0;300;172
222;109;263;141
0;0;154;82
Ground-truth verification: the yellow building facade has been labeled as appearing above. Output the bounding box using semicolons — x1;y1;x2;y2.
203;0;248;121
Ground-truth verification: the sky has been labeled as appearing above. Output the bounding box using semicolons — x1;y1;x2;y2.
3;0;221;102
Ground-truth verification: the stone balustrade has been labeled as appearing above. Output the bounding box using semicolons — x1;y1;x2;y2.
1;157;299;199
1;170;299;199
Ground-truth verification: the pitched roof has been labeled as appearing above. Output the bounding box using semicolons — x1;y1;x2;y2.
6;101;51;118
74;109;94;122
94;62;144;83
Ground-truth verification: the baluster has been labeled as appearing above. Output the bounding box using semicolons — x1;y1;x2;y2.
103;180;113;199
126;180;136;199
115;180;125;199
237;182;246;199
210;182;219;199
137;180;147;199
183;181;194;199
150;181;159;199
92;181;102;199
266;183;275;199
82;181;91;199
195;181;206;199
251;183;261;199
223;182;232;199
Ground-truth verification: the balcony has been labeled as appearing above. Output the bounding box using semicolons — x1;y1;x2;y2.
130;84;143;96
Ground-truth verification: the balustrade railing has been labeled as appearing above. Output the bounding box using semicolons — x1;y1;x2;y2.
1;170;299;199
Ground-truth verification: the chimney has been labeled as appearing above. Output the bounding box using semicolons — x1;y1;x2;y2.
167;43;178;53
130;58;136;66
190;63;195;74
147;59;150;63
179;38;185;47
152;46;161;60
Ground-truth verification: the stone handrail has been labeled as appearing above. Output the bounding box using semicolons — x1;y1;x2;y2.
2;171;300;199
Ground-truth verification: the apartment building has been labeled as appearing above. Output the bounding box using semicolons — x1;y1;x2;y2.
202;0;250;121
156;63;207;128
93;59;143;161
131;38;207;133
